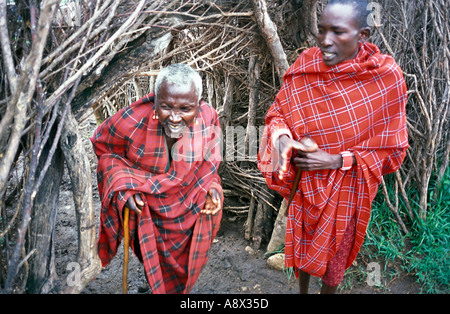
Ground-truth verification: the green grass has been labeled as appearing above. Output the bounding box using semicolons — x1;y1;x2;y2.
406;171;450;293
362;167;450;293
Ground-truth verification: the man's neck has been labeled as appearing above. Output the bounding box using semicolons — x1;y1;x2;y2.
165;136;177;159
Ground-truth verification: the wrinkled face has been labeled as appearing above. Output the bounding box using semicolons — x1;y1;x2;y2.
317;4;369;66
155;80;200;139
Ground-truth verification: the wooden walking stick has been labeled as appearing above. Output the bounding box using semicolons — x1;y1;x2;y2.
285;137;318;210
122;206;130;294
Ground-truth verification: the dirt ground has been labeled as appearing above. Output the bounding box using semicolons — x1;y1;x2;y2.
53;113;421;294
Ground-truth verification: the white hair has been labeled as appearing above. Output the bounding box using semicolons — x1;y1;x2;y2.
154;63;203;101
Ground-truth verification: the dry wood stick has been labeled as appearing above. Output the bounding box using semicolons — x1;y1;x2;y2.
286;169;302;210
122;206;130;294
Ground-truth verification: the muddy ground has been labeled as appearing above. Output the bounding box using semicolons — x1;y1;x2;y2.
54;113;421;294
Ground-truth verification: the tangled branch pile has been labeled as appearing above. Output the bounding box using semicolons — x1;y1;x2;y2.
369;0;449;229
0;0;296;294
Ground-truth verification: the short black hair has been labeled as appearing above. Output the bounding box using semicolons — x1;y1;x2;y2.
326;0;370;28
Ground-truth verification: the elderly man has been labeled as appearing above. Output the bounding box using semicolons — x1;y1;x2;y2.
258;0;408;293
91;64;222;294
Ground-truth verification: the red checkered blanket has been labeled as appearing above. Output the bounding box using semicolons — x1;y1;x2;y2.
91;94;222;293
258;42;408;276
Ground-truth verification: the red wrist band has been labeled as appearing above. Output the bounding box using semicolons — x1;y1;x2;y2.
340;151;354;170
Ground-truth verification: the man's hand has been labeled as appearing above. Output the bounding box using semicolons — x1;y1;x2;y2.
275;135;318;179
125;193;144;215
292;148;343;171
201;188;222;215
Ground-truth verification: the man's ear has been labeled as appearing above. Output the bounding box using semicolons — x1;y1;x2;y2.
359;27;371;42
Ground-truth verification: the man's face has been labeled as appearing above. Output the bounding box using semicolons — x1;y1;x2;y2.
155;80;200;139
317;4;369;66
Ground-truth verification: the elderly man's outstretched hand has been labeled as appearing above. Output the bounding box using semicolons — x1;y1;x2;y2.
201;188;222;215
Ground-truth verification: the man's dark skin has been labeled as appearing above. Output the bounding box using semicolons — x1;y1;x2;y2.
125;80;221;216
274;3;370;294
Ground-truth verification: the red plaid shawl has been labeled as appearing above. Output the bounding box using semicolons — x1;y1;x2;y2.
258;42;408;276
91;94;222;293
